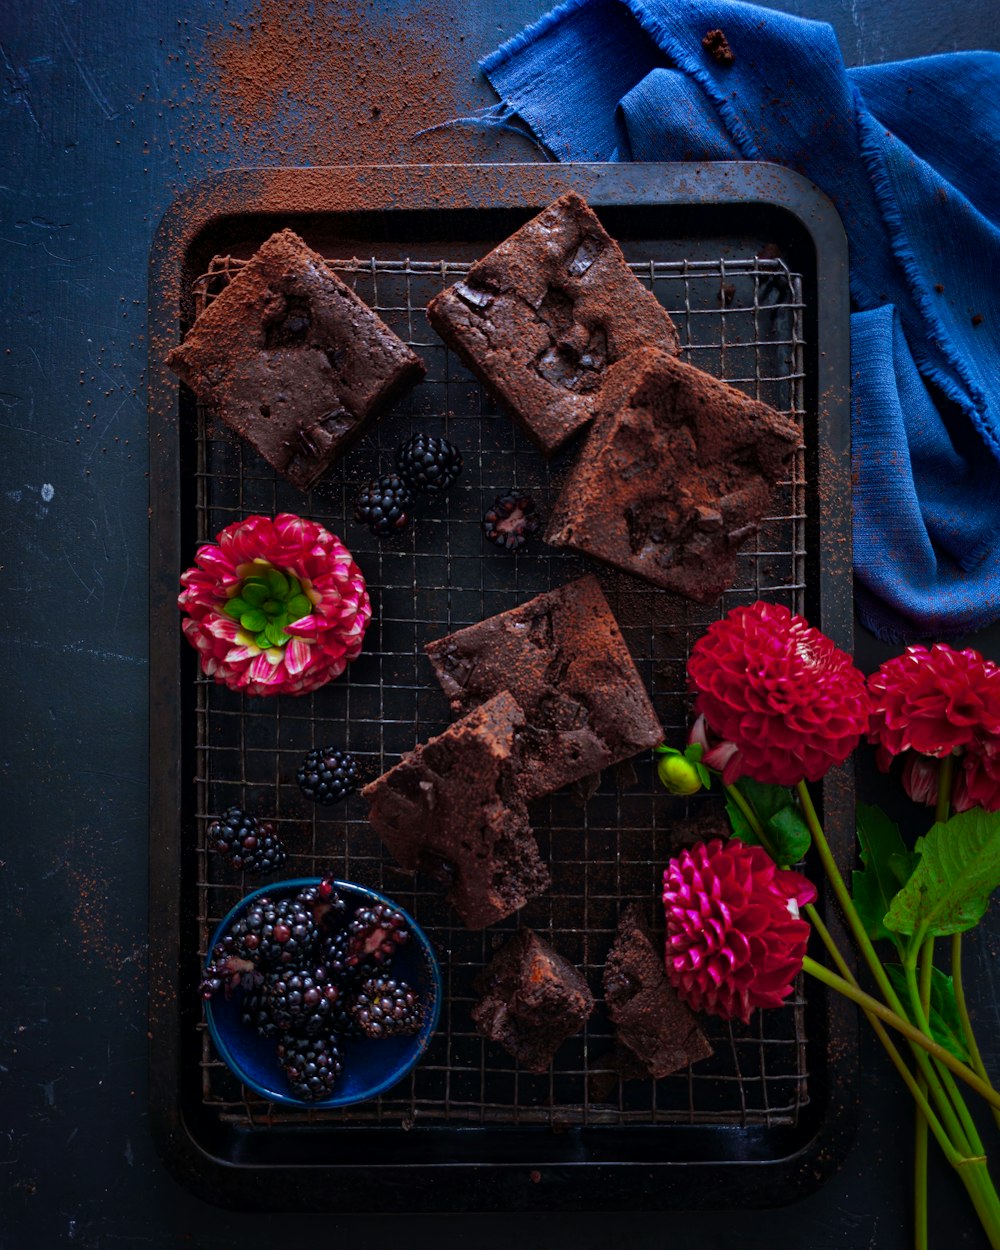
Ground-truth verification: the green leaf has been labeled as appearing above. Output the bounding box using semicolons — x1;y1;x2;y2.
853;804;914;948
725;796;755;844
885;964;970;1062
224;597;250;619
264;620;290;648
241;581;269;607
884;808;1000;939
239;608;267;633
724;780;806;863
266;568;289;597
739;778;797;825
765;805;811;863
287;593;313;620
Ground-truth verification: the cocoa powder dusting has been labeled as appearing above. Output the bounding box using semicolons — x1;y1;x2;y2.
204;0;474;165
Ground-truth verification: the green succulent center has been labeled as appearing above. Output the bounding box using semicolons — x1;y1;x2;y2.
223;564;313;650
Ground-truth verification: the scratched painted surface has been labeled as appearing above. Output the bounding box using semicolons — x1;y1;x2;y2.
2;0;999;1246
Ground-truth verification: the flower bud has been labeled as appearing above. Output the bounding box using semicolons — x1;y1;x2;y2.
657;752;704;796
900;753;938;807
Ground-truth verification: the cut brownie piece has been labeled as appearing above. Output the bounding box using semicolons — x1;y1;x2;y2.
361;693;549;929
425;575;662;800
603;904;712;1080
545;346;801;601
472;928;594;1072
167;229;424;491
426;192;679;457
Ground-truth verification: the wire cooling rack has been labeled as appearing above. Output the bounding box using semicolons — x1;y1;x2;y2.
191;250;809;1129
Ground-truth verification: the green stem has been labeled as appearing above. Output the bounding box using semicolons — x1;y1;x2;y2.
724;782;781;861
953;932;1000;1132
905;951;983;1158
796;781;906;1013
802;956;1000;1111
914;1085;929;1250
914;938;934;1250
935;754;954;824
806;903;955;1160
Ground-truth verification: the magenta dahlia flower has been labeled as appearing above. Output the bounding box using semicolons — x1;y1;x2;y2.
178;513;371;696
663;838;816;1023
954;748;1000;813
687;601;870;786
868;644;1000;760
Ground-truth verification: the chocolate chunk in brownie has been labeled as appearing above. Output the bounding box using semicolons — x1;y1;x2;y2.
426;192;679;457
603;904;712;1079
472;928;594;1072
361;693;549;930
167;229;424;491
425;575;662;800
545;346;801;601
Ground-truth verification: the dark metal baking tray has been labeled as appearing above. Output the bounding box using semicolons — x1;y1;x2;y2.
148;162;855;1211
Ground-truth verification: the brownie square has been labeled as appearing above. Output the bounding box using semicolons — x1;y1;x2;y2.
424;575;663;800
426;192;679;457
361;692;549;930
545;347;801;601
603;904;712;1080
167;229;424;491
472;928;594;1072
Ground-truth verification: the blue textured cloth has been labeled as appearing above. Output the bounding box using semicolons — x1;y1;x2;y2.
481;0;1000;642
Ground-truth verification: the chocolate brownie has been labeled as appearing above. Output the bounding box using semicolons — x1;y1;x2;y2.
603;904;712;1079
545;347;801;602
167;229;424;491
425;575;663;800
361;693;549;930
426;192;679;457
472;928;594;1072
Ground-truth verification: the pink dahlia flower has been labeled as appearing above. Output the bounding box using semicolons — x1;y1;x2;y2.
663;838;816;1023
178;513;371;697
687;601;870;786
867;644;1000;760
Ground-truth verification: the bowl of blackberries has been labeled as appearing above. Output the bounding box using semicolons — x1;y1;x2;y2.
201;876;441;1106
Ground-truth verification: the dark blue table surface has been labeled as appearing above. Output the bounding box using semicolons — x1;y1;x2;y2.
4;1;1000;1246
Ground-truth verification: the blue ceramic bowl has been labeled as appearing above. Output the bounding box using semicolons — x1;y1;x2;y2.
205;878;441;1108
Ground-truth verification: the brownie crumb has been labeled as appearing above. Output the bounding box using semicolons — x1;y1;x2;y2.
604;905;713;1079
972;313;984;327
473;929;594;1072
934;283;945;294
702;29;735;66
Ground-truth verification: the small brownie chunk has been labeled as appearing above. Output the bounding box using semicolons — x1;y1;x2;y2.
604;904;712;1080
361;693;549;930
472;929;594;1072
426;192;679;456
545;347;801;601
167;229;424;491
425;575;662;800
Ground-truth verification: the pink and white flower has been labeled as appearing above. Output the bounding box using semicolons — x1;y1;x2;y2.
178;513;371;697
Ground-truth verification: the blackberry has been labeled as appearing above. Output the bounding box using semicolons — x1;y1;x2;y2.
345;902;410;973
277;1032;343;1101
352;977;422;1039
482;491;540;551
240;986;279;1037
296;748;360;807
295;874;348;931
395;433;463;496
264;964;343;1036
242;895;320;967
354;473;414;537
199;935;259;1000
208;807;287;876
